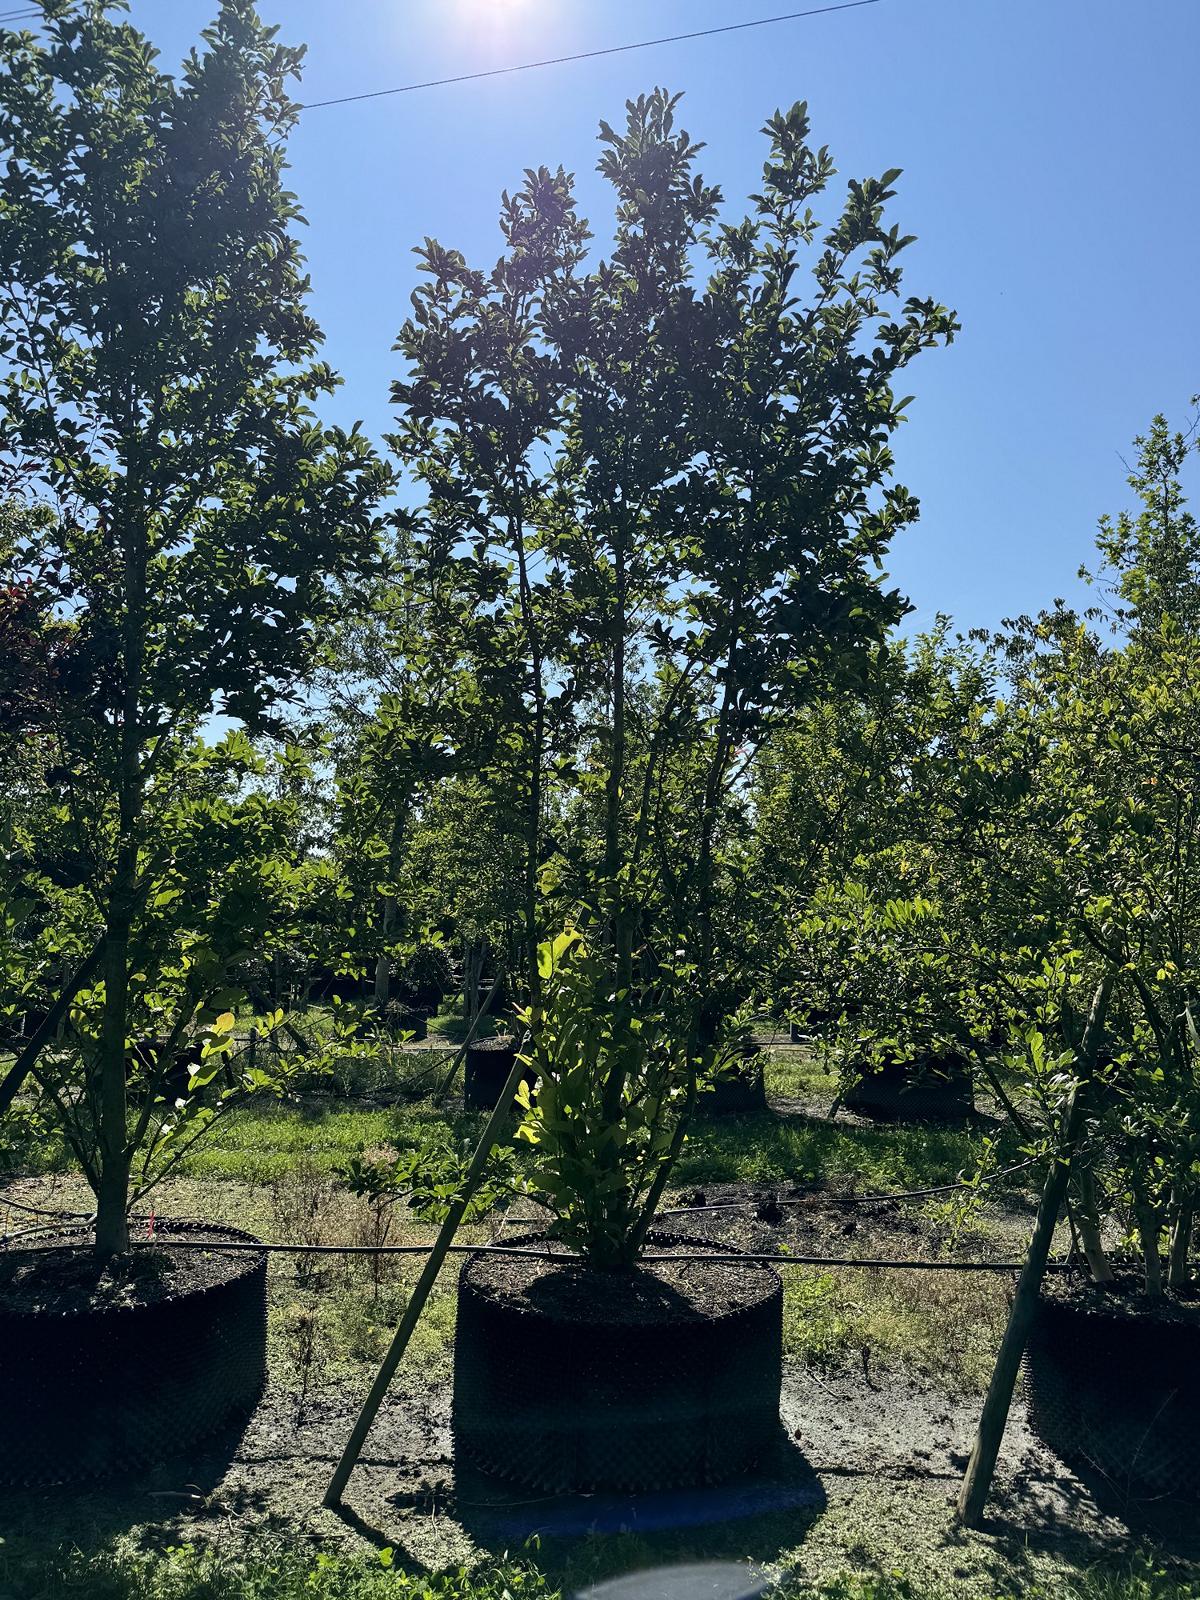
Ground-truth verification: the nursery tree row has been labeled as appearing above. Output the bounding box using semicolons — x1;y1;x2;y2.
1;2;1197;1291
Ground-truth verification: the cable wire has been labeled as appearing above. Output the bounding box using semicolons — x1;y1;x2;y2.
299;2;882;111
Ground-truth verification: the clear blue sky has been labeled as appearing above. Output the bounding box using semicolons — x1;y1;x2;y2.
126;0;1198;636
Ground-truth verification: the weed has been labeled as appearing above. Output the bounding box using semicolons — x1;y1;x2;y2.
269;1157;335;1286
277;1300;327;1423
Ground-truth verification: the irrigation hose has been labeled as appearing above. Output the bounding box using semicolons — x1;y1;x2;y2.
0;1234;1067;1272
659;1157;1039;1217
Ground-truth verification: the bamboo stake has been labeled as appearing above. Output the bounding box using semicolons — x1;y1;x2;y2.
0;942;104;1117
956;973;1112;1529
323;1046;529;1508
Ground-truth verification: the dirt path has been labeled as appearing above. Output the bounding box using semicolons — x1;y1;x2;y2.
2;1354;1194;1597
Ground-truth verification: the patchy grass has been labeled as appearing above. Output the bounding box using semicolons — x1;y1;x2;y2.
9;1538;1200;1600
675;1106;1004;1197
781;1264;1008;1393
175;1099;484;1184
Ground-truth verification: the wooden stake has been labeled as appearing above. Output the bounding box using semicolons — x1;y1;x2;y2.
956;973;1112;1528
323;1047;530;1508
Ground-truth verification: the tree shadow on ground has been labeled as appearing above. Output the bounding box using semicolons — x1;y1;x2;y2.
451;1428;827;1588
977;1453;1200;1566
0;1406;258;1560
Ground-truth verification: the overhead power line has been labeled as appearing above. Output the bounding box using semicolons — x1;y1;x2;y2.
299;1;883;111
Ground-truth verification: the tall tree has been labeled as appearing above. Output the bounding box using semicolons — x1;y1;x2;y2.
0;0;388;1257
394;90;956;1265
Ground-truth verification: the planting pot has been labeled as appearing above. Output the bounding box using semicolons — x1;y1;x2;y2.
126;1037;209;1103
376;1002;427;1041
842;1051;973;1122
0;1220;267;1487
463;1035;534;1110
1024;1277;1200;1503
453;1232;783;1492
697;1043;768;1116
310;967;365;1004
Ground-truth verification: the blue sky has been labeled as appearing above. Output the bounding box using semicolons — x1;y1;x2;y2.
125;0;1197;636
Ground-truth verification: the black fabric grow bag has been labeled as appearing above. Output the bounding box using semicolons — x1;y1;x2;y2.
697;1046;768;1115
1024;1281;1200;1502
463;1035;534;1110
453;1232;783;1492
0;1221;267;1487
843;1052;973;1122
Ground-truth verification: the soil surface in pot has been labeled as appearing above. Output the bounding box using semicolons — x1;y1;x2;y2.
0;1227;250;1315
1039;1268;1200;1323
465;1247;776;1325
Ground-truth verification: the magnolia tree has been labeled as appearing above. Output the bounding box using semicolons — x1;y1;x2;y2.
0;1;387;1258
393;91;956;1266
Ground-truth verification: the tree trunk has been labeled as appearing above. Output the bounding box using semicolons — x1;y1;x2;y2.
1168;1199;1193;1289
957;970;1113;1528
93;475;148;1262
462;942;482;1023
1072;1158;1115;1283
1135;1190;1164;1297
373;809;407;1009
95;852;137;1261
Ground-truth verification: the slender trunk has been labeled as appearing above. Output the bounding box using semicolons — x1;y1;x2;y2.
1168;1198;1193;1289
461;942;482;1023
957;971;1113;1528
1135;1188;1164;1298
605;532;628;970
373;810;406;1009
600;524;631;1127
95;778;139;1261
373;943;392;1009
1072;1158;1115;1283
94;479;147;1262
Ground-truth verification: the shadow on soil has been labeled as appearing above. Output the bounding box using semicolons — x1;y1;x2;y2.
450;1429;826;1577
0;1406;260;1556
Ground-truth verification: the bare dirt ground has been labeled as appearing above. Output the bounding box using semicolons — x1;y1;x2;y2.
3;1176;1199;1597
2;1341;1196;1597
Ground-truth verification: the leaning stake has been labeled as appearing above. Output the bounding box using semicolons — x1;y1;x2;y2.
956;972;1112;1528
323;1047;530;1508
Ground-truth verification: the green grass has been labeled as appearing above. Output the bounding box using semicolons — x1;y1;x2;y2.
8;1539;1199;1600
676;1105;1003;1196
172;1050;1005;1195
174;1099;487;1184
780;1263;1007;1392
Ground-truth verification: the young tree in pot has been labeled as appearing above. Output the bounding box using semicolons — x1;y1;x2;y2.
395;87;956;1077
978;412;1200;1301
835;415;1200;1510
397;89;955;1488
0;0;387;1260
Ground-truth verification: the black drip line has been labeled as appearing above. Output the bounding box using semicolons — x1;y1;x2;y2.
0;1234;1060;1272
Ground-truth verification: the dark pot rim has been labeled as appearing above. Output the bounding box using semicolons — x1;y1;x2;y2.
0;1219;267;1323
461;1229;781;1331
1039;1271;1200;1331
